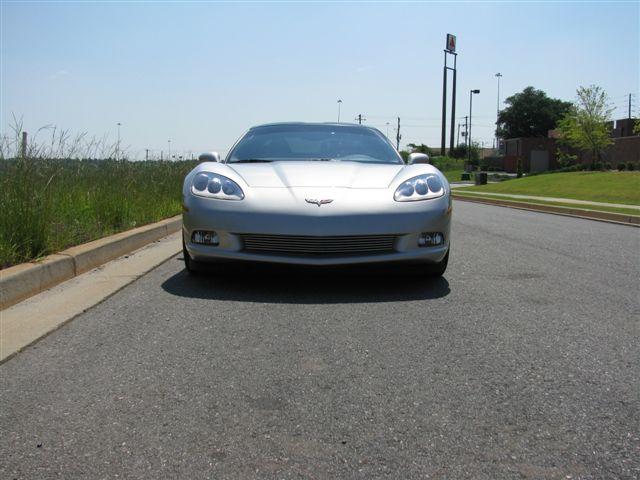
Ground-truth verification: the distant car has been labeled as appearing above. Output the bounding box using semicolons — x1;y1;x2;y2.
182;122;451;276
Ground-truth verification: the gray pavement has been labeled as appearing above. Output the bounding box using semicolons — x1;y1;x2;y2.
1;202;639;479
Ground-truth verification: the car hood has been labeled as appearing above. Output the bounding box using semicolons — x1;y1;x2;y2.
226;161;405;189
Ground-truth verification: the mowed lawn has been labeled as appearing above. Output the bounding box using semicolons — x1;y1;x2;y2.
462;171;640;206
442;169;464;184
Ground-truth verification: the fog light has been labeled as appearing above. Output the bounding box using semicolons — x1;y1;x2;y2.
192;230;219;246
418;232;444;247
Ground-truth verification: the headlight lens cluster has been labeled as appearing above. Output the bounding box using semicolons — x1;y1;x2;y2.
191;172;244;200
394;174;445;202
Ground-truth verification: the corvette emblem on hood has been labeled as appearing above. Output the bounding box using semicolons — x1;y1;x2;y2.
305;198;334;207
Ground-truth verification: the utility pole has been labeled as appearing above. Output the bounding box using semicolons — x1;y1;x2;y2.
168;139;171;160
457;123;462;147
356;114;365;125
629;93;632;120
160;150;163;161
396;117;401;151
21;131;27;158
495;73;502;150
116;122;122;161
145;149;149;161
468;90;480;165
464;116;468;149
337;99;342;122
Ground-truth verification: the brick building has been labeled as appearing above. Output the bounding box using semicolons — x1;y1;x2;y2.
500;118;639;172
501;137;559;173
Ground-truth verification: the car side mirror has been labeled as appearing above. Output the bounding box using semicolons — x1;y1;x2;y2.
408;152;430;165
198;152;220;163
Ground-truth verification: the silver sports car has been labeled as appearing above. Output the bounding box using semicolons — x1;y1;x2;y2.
182;122;451;276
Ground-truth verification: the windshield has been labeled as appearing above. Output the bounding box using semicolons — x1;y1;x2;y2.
227;124;403;164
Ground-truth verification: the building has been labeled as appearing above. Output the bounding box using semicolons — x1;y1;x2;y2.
501;137;558;173
500;118;638;173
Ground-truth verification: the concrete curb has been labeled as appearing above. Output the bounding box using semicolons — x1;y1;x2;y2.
0;215;181;310
452;194;639;227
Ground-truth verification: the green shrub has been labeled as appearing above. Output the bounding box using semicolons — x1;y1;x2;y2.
557;151;578;168
430;156;466;172
604;162;612;170
516;157;523;178
618;163;626;171
627;162;636;171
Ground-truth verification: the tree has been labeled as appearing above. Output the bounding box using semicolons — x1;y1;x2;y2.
634;119;640;136
407;143;434;155
557;85;613;163
496;86;572;139
449;143;479;162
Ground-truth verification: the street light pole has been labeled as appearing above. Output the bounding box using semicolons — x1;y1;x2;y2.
495;73;502;150
116;122;122;161
337;99;342;123
468;89;480;165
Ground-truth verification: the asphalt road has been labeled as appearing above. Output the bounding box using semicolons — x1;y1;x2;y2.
1;202;638;479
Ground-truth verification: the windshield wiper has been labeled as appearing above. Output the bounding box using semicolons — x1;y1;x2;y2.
233;159;273;163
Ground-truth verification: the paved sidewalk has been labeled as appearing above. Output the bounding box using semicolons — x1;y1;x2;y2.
453;189;640;210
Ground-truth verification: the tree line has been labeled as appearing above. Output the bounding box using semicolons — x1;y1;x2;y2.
407;85;639;165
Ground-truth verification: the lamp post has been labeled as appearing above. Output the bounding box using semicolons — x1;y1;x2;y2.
116;122;122;161
385;122;390;139
495;73;502;150
337;99;342;123
468;89;480;165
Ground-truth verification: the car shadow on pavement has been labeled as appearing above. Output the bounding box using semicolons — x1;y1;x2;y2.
160;257;450;304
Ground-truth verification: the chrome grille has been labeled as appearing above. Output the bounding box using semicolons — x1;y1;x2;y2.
240;234;397;256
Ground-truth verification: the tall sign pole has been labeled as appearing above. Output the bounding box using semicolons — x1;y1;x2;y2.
450;52;457;153
441;34;457;156
440;50;448;156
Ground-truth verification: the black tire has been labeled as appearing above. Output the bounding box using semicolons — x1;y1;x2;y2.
183;239;203;274
409;249;449;278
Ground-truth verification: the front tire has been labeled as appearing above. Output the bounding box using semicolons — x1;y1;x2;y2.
409;249;449;278
183;238;203;274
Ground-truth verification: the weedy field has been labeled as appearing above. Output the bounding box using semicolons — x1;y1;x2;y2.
0;158;196;268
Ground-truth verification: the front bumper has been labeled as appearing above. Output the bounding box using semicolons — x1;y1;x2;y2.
183;188;451;266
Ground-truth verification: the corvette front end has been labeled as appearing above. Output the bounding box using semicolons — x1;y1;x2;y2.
182;122;452;273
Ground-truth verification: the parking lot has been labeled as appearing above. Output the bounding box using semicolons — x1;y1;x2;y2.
1;202;638;479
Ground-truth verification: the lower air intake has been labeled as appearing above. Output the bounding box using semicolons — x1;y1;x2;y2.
240;234;397;256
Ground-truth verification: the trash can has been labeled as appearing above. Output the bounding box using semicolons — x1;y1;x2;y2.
474;172;488;185
460;172;471;181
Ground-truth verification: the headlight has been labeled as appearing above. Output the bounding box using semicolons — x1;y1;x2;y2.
394;174;445;202
191;172;244;200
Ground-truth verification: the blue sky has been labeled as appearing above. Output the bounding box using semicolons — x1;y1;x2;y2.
1;1;638;158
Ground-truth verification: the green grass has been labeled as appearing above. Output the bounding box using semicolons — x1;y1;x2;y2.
462;171;640;206
442;169;465;184
453;191;640;216
0;158;197;268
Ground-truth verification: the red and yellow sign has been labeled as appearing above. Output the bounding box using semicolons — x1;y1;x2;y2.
446;34;456;53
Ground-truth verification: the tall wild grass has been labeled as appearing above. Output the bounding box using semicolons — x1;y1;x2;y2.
0;121;196;268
